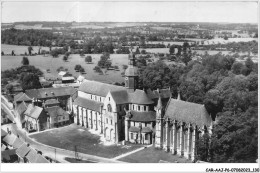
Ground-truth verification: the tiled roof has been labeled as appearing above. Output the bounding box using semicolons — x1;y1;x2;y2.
74;97;103;112
44;99;60;105
1;144;7;151
26;148;38;163
1;129;8;137
25;87;76;99
129;89;154;105
14;93;32;102
110;90;129;104
79;80;126;97
12;137;24;149
125;66;139;76
77;75;85;82
62;76;75;81
16;143;31;158
129;126;140;132
16;101;28;116
1;149;17;161
45;106;69;117
165;99;212;127
2;133;17;146
35;154;49;163
24;104;43;119
14;92;24;102
141;127;153;133
129;110;156;122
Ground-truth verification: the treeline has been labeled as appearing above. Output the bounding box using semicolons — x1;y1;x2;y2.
195;41;258;54
139;53;258;163
1;28;61;46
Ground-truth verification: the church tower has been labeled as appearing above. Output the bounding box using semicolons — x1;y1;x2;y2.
155;96;164;148
125;52;139;92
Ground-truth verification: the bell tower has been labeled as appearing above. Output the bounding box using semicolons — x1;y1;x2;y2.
155;96;164;148
125;52;139;92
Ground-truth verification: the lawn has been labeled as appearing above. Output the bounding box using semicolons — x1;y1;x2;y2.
29;124;142;159
118;146;192;163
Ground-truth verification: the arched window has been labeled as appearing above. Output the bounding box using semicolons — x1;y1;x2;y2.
107;104;112;112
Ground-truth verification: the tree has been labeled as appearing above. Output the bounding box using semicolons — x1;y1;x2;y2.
85;56;92;64
21;57;29;66
1;51;4;56
5;84;14;94
20;73;42;90
50;49;59;58
79;67;85;73
182;53;192;65
231;62;243;75
11;50;15;56
28;46;33;56
141;49;146;54
169;45;175;54
135;47;140;54
63;55;68;61
74;64;82;71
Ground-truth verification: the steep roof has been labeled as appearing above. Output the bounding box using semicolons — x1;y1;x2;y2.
26;148;38;163
74;97;103;112
14;92;24;102
110;90;129;104
24;104;43;119
14;93;32;102
129;89;154;105
16;143;31;158
2;133;17;146
79;80;126;97
25;87;76;99
1;129;8;137
44;99;60;105
16;101;28;116
12;137;24;149
62;76;75;81
45;106;69;117
164;99;212;127
129;110;156;122
35;154;49;163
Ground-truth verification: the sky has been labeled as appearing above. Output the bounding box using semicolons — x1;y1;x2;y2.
1;1;258;23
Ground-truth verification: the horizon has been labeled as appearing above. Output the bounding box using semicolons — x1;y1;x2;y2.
1;1;258;24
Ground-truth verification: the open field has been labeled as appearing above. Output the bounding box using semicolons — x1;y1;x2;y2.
118;145;192;163
30;124;142;159
1;52;129;84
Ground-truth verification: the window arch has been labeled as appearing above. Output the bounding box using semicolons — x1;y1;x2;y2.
107;104;112;112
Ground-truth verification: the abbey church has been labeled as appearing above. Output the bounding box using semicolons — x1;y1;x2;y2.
72;52;213;161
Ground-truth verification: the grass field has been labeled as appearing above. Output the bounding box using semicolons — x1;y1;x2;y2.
30;124;142;159
1;51;129;84
118;146;192;163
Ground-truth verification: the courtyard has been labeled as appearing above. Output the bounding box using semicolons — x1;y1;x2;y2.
118;146;192;163
29;124;143;159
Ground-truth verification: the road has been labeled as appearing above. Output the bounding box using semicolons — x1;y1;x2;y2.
1;101;123;163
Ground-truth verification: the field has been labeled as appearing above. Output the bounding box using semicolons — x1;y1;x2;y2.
30;124;142;159
1;45;130;84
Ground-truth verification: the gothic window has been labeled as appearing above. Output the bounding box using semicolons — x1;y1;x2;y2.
138;106;140;111
111;119;113;125
107;104;112;112
144;106;146;111
145;133;148;140
132;104;134;110
131;133;133;139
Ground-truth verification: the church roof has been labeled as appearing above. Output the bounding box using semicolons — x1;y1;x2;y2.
125;66;139;76
16;143;31;158
129;110;156;122
2;133;16;146
12;137;24;149
1;129;8;137
110;90;129;104
74;97;103;112
129;89;154;105
79;80;126;97
164;99;212;127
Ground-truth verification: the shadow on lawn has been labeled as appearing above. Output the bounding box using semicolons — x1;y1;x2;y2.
64;157;97;163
